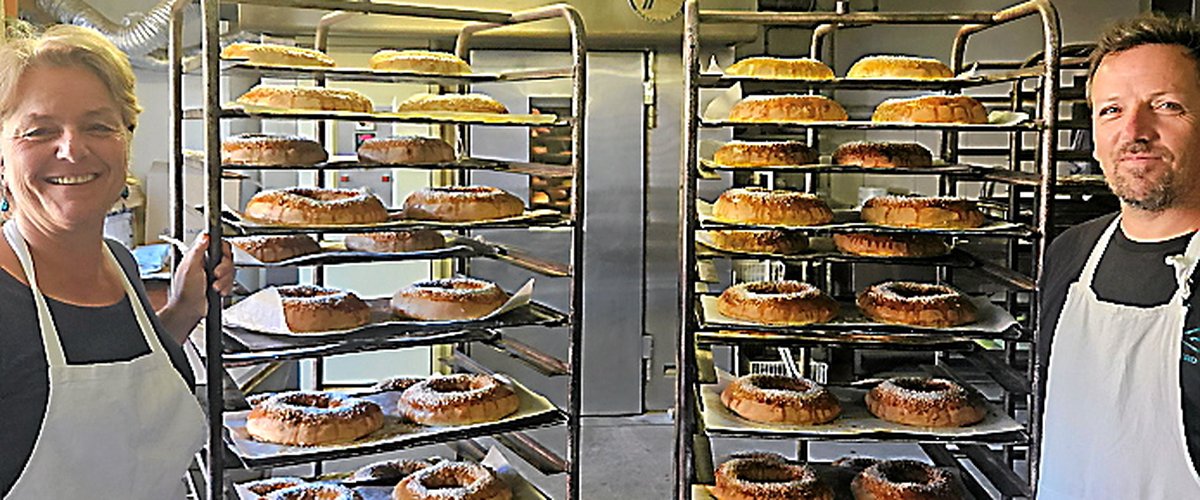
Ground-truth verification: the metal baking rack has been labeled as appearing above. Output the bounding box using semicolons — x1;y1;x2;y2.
172;2;588;499
676;1;1060;499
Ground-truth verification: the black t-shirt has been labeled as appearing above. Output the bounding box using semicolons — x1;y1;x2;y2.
1039;213;1200;474
0;240;194;496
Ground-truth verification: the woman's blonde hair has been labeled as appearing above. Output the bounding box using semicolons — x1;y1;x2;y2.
0;21;141;132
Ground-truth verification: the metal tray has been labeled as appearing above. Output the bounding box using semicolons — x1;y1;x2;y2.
220;208;570;235
698;294;1020;339
233;448;548;500
186;105;567;127
223;378;565;468
694;234;977;267
700;376;1027;445
214;301;566;366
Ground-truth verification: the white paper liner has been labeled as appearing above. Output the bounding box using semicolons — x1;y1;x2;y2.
223;375;558;462
232;446;546;500
699;294;1017;334
223;278;536;337
701;371;1024;438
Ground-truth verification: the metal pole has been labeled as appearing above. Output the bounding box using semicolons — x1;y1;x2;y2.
1028;0;1061;493
169;0;185;263
675;1;700;498
201;0;224;498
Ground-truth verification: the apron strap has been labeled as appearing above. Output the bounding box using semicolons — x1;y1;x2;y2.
4;220;68;366
101;241;167;353
2;220;163;366
1078;216;1123;287
1168;229;1200;304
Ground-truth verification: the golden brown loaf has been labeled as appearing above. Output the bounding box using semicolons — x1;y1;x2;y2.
712;188;833;227
275;284;372;333
229;235;322;263
356;136;455;164
221;133;328;166
712;455;834;500
832;141;933;168
394;461;513;500
832;233;950;258
861;195;986;229
847;55;953;79
243;187;390;226
706;230;810;255
396;93;508;114
872;95;987;124
343;230;446;253
220;42;335;67
717;280;839;326
236;85;373;113
728;94;848;123
713;141;819;167
368;49;471;74
852;460;963;500
403;186;525;222
725;56;835;80
391;278;509;321
396;374;520;426
865;377;986;427
245;391;382;445
721;374;842;425
857;281;978;327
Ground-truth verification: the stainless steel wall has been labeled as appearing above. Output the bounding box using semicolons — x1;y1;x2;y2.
468;51;648;415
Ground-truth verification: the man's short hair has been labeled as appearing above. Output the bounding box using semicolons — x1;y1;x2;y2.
1088;14;1200;103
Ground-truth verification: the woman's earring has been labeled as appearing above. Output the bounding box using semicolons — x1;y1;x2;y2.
121;186;130;199
1;197;9;212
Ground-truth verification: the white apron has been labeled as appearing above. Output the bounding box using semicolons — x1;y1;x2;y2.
1037;217;1200;499
3;221;205;499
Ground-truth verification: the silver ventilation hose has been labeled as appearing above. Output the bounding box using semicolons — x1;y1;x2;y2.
34;0;260;71
36;0;192;57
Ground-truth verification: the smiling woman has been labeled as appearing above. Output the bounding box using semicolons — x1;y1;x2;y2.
0;23;235;499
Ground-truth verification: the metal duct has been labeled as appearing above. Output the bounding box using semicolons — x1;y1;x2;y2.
36;0;191;57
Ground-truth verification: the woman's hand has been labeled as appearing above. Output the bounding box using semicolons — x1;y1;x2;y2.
158;234;234;343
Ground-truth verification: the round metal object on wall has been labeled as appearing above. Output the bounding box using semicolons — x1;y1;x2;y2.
629;0;684;23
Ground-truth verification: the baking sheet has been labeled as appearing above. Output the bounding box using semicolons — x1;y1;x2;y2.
695;232;974;267
233;447;546;500
699;83;1032;129
695;329;980;350
691;464;971;500
699;294;1017;335
700;373;1024;439
228;103;560;126
223;207;564;232
699;157;977;175
697;201;1027;236
231;237;478;267
223;279;535;337
223;376;559;463
220;59;502;81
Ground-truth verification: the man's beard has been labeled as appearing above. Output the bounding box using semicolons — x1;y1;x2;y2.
1106;141;1179;212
